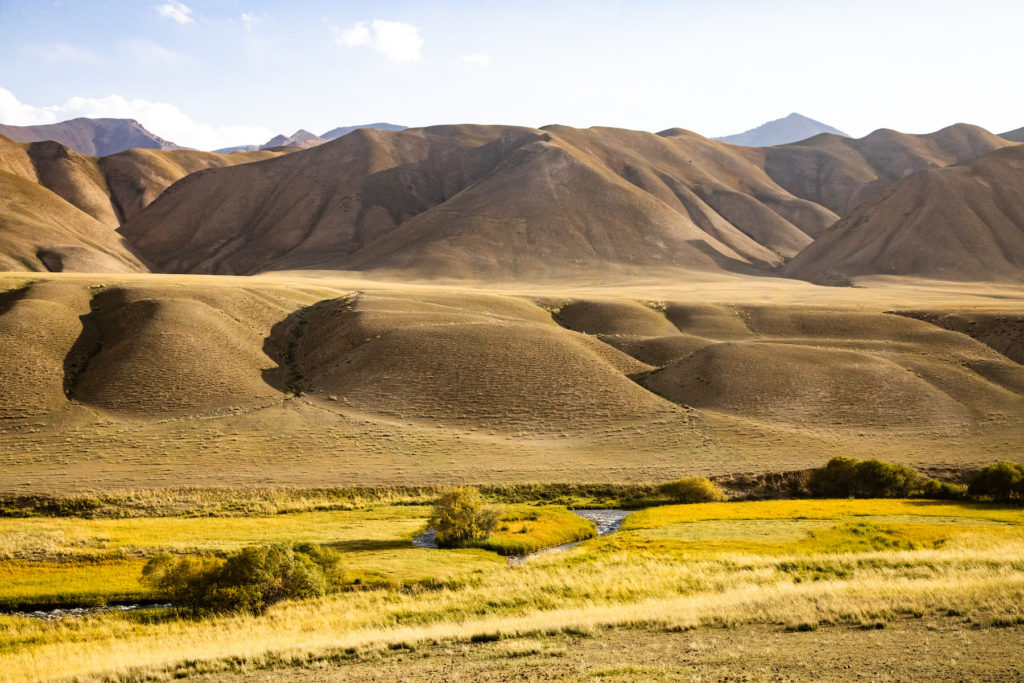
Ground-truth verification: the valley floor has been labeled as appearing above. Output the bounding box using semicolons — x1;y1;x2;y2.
195;619;1024;682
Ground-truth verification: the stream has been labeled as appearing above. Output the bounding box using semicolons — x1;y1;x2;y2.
413;509;631;563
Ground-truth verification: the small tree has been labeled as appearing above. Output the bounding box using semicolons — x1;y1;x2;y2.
429;487;503;548
657;477;727;503
141;543;341;616
807;457;920;498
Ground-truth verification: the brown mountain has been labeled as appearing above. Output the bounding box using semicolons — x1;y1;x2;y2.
259;129;325;150
0;133;288;271
759;123;1015;215
120;124;843;277
784;145;1024;283
1002;127;1024;143
0;117;183;156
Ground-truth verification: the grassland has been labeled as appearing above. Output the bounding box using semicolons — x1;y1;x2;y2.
1;498;1022;681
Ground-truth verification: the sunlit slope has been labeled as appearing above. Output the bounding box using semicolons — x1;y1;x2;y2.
0;172;145;272
118;124;844;277
785;145;1024;282
0;134;284;227
0;275;1021;492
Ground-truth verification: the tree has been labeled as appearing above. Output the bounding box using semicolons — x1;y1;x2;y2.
141;543;342;616
429;487;503;548
657;477;727;503
968;462;1024;502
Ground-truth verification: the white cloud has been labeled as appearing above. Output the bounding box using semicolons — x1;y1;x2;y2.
458;53;492;68
0;86;273;151
333;20;423;63
119;39;189;67
156;2;194;25
241;13;262;33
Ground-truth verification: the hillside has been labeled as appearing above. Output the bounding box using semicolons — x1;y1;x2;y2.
1002;126;1024;143
0;117;182;156
119;124;843;277
714;113;848;147
784;145;1024;283
321;122;407;140
760;123;1016;215
1;273;1022;492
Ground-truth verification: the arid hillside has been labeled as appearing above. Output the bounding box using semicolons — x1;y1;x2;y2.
119;122;1018;280
0;273;1021;493
0;134;286;271
785;145;1024;283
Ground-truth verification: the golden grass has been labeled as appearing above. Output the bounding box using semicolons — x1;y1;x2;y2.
1;500;1022;681
469;505;596;555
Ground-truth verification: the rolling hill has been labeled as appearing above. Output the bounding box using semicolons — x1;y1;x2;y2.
784;144;1024;283
0;117;182;156
1002;126;1024;143
714;113;848;147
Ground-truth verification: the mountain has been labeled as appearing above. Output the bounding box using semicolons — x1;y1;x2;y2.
321;122;407;140
714;113;848;147
784;144;1024;283
0;133;288;271
120;124;843;277
759;123;1015;215
259;129;324;150
0;117;183;156
1001;126;1024;143
213;144;261;154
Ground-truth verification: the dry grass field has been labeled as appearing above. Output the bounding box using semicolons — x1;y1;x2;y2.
1;499;1022;681
0;270;1022;494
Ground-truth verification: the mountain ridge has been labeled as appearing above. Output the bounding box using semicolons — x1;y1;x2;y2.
715;113;848;147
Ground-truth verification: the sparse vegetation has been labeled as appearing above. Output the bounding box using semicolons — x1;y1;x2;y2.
142;543;342;615
657;477;727;503
807;457;921;498
429;487;503;548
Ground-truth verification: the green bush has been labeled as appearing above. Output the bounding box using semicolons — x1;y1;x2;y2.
657;477;727;503
918;479;967;500
968;462;1024;502
807;457;920;498
429;487;503;548
141;543;342;615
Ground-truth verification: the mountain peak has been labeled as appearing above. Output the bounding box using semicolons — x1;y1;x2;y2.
714;113;848;147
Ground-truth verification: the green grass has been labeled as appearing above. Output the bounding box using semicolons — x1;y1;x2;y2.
468;505;597;555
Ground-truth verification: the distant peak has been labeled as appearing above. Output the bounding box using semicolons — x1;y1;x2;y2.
713;113;848;147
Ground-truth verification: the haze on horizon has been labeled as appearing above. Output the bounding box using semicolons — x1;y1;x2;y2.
0;0;1022;150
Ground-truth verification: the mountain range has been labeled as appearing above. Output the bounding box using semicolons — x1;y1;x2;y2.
0;117;183;157
1;116;1022;283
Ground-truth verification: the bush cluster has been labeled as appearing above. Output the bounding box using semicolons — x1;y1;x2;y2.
141;543;341;615
657;477;727;503
807;457;920;498
968;462;1024;502
429;487;503;548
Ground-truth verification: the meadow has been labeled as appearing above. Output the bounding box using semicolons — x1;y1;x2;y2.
1;498;1022;681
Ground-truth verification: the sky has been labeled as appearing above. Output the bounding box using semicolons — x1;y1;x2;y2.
0;0;1022;150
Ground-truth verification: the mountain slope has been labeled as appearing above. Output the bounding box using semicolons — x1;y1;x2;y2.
321;122;407;140
784;145;1024;283
0;171;145;272
0;133;285;226
1001;126;1024;143
120;124;843;277
761;123;1015;214
714;113;848;147
0;117;182;156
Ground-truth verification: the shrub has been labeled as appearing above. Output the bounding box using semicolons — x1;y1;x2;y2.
429;487;503;548
807;457;920;498
918;479;966;500
141;543;342;616
968;462;1024;502
657;477;727;503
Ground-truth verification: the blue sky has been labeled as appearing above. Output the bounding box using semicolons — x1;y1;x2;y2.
1;0;1022;149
